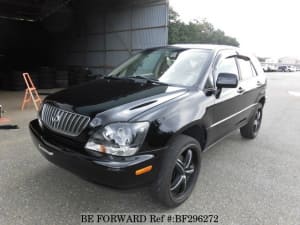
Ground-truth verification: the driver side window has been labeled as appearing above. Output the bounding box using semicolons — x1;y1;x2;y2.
215;57;239;79
214;56;239;94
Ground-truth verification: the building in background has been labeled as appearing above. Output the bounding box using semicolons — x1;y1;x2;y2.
278;57;298;65
0;0;169;90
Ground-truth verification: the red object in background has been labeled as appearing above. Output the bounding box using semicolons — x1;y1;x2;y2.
0;117;10;124
21;73;42;111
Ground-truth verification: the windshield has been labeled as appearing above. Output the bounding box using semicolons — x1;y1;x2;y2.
108;48;212;86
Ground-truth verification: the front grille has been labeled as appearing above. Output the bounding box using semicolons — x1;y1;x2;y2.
41;104;90;136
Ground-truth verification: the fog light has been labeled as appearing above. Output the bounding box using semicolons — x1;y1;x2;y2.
85;141;106;153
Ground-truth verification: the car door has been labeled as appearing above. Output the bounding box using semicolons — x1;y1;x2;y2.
206;51;245;146
235;55;261;123
251;55;267;101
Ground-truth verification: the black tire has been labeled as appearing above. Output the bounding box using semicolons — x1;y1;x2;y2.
240;103;263;139
55;70;69;88
39;67;55;89
68;67;89;86
0;72;11;90
11;71;25;91
152;135;201;208
29;71;39;88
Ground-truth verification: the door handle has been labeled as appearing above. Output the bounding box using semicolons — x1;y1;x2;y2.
237;87;245;94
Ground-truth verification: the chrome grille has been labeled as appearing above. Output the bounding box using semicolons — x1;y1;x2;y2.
41;104;90;136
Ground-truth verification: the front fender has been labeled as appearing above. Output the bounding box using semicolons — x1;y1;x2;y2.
133;91;214;151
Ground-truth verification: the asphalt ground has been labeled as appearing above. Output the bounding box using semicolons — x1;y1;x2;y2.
0;72;299;225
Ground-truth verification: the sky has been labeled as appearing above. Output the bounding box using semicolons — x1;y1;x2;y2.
170;0;300;59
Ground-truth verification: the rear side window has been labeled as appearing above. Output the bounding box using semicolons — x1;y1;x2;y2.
250;64;258;76
251;56;264;75
238;58;256;80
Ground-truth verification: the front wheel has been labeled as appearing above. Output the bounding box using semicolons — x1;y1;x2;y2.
152;135;201;208
240;103;263;139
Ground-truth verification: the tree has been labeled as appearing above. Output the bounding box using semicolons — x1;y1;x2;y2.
168;8;240;47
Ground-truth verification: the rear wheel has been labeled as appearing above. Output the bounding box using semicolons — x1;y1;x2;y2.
152;135;201;208
240;103;263;139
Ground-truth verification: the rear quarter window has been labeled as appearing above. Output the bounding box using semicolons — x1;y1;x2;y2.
250;56;264;75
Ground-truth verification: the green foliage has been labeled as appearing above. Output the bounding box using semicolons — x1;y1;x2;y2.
168;8;240;47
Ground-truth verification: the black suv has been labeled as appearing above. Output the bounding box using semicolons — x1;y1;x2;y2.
30;44;266;207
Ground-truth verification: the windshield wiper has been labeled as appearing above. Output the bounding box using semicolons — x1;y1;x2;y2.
104;75;170;86
128;75;168;85
103;75;127;80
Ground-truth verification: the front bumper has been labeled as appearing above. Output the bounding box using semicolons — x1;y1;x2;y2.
29;119;164;189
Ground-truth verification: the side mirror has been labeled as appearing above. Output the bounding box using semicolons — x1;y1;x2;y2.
216;73;238;89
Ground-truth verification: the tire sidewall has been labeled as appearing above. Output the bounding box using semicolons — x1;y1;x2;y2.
251;103;263;137
169;143;201;204
240;103;263;139
152;135;201;207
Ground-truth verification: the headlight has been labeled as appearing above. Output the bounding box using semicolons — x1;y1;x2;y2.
85;122;150;156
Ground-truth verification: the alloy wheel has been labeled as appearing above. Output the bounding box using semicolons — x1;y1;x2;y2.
253;108;262;134
170;148;196;197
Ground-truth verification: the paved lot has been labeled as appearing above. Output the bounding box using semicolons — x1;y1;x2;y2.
1;73;300;225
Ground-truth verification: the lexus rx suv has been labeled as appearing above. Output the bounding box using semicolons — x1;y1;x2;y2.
30;44;267;207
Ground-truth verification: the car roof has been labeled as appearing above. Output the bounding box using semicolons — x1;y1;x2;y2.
170;44;239;52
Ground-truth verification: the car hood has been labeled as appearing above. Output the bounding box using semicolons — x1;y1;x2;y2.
45;79;187;120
